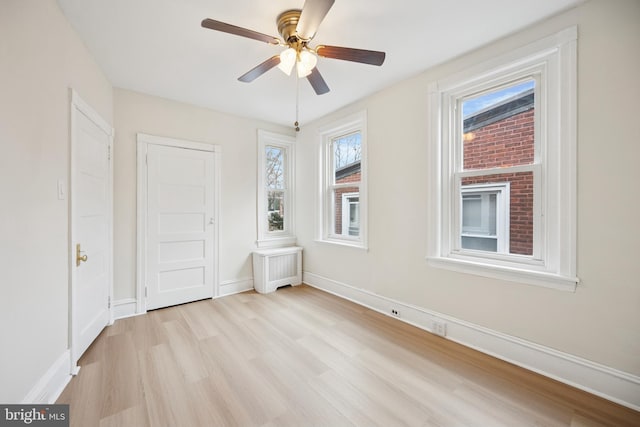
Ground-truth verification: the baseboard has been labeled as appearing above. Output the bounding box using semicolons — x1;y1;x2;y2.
219;277;254;297
21;350;72;404
303;271;640;411
112;298;138;320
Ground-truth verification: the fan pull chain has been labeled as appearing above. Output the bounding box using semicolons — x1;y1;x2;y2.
294;76;300;132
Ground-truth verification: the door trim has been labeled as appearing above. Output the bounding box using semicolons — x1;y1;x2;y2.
69;89;114;373
136;133;221;314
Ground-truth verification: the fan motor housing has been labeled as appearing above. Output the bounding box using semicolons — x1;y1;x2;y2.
277;9;303;44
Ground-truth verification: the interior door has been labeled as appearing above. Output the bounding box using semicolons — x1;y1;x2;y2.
71;94;112;366
145;143;215;310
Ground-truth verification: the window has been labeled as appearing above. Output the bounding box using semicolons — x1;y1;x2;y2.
257;130;295;248
427;27;578;290
318;111;367;248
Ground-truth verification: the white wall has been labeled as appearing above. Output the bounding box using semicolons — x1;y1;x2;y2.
0;0;113;402
113;89;293;301
296;0;640;376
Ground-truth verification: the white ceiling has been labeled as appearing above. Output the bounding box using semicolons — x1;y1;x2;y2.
56;0;583;128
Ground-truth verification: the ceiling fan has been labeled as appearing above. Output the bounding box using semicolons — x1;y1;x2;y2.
201;0;386;96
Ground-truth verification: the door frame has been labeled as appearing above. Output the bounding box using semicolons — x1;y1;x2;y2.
69;89;114;374
136;133;221;314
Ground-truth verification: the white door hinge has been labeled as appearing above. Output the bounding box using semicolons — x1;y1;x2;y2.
108;296;111;309
145;286;148;298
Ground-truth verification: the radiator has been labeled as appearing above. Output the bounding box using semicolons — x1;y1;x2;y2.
252;246;303;294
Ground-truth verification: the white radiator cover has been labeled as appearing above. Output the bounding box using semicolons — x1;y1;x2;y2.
252;247;303;294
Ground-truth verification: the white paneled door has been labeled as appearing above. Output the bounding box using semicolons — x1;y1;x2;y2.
144;142;216;310
71;92;113;368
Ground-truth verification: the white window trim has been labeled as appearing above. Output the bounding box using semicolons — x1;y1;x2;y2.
317;111;368;249
427;27;578;291
257;130;296;248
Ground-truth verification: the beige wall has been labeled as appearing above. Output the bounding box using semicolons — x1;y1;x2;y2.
113;89;293;300
0;0;113;402
296;0;640;375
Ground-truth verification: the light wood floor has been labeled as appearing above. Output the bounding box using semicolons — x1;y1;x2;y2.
57;285;640;427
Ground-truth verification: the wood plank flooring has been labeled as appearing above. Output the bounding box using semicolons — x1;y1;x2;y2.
57;285;640;426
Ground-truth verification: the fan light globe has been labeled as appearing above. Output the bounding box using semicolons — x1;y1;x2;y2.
297;49;318;77
296;62;311;78
277;47;296;75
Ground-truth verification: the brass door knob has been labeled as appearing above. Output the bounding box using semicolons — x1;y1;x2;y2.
76;244;88;266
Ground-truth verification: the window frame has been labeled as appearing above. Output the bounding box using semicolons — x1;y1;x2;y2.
427;27;578;291
317;111;368;249
257;130;296;248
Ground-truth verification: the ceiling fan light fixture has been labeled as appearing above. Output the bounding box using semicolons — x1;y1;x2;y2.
202;0;385;98
277;47;296;75
296;61;312;78
300;49;318;70
296;49;318;78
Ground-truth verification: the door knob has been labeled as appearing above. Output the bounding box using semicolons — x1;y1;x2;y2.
76;243;88;266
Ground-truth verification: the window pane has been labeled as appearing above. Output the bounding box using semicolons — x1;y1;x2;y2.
462;193;496;236
333;132;362;183
462;196;482;229
334;188;359;236
348;196;360;236
462;80;535;170
267;190;284;231
462;172;533;255
462;236;498;252
265;146;285;189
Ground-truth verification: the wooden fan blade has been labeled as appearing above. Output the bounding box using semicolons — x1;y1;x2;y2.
316;45;386;66
296;0;335;41
201;18;279;44
238;56;281;83
307;67;330;95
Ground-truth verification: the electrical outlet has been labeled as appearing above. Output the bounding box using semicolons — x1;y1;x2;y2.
391;308;401;317
432;319;447;337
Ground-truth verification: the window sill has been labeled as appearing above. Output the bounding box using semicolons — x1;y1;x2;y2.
256;236;297;249
426;256;578;292
315;238;368;251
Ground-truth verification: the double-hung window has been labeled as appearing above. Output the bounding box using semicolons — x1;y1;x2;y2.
427;27;578;290
318;111;368;248
257;130;295;248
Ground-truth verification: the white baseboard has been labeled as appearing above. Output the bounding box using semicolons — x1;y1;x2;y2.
21;350;72;404
303;271;640;411
219;277;254;297
112;298;138;320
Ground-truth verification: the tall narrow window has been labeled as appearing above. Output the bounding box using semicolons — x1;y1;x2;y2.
427;27;578;290
257;130;295;248
318;112;367;248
